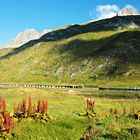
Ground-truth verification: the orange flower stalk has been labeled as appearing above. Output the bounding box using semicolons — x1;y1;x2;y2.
5;112;11;133
28;96;32;115
33;103;36;113
22;99;26;118
85;98;95;113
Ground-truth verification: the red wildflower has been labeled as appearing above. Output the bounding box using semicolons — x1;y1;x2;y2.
33;103;36;113
28;96;32;115
0;114;3;127
3;99;7;112
86;98;95;113
22;99;26;118
37;99;41;112
0;96;3;109
45;100;48;114
10;116;14;126
5;112;11;133
41;100;45;113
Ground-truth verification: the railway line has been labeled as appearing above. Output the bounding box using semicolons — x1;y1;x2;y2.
0;83;82;89
0;83;140;92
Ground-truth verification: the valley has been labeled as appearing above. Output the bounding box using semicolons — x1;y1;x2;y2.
0;14;140;139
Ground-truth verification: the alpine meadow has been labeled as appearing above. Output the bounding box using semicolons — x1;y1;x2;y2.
0;1;140;139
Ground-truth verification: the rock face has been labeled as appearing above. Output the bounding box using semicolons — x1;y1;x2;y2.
2;29;51;48
118;7;139;16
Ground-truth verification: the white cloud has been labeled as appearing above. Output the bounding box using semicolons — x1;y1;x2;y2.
96;4;119;19
89;4;139;20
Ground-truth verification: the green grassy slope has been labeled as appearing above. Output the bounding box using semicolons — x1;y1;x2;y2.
0;48;13;57
0;16;140;86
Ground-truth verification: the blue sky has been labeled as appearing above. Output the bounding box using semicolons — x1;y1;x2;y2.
0;0;139;45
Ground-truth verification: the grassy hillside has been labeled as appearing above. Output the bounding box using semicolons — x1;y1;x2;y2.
0;48;13;57
0;16;140;86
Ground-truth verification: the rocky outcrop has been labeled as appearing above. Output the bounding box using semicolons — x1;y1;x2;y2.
2;29;51;48
118;7;139;16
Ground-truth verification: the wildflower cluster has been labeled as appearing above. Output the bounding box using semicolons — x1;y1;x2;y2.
78;98;96;118
109;107;140;119
0;97;14;138
14;96;50;122
85;98;95;114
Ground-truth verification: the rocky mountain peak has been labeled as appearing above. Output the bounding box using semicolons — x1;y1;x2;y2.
2;28;51;48
118;7;139;16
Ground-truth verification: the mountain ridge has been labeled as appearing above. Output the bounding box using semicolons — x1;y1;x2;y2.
0;15;139;87
1;28;51;48
1;15;140;50
1;15;140;52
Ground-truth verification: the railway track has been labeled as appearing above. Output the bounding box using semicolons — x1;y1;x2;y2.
0;83;140;92
0;83;83;89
